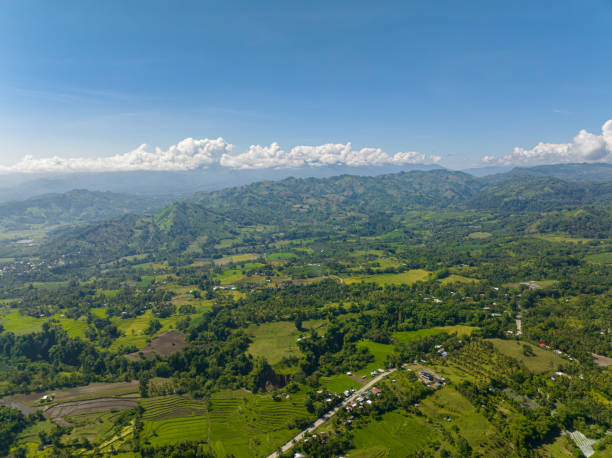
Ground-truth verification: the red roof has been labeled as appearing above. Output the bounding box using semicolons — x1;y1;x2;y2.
538;343;546;347
371;388;381;394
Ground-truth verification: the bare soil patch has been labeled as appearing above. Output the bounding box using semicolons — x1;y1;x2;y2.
125;330;187;361
593;353;612;367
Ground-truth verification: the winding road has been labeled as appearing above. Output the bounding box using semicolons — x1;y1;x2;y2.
267;368;397;458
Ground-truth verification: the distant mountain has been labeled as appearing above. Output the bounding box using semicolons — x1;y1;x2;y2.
510;163;612;182
33;167;612;267
461;165;514;177
463;162;612;181
191;169;479;226
0;189;168;232
0;163;443;202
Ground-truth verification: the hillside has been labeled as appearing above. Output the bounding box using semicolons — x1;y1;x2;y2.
10;168;607;270
0;190;167;232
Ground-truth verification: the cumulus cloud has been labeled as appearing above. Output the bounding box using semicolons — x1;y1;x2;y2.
483;120;612;166
0;137;233;173
0;139;439;173
220;142;437;169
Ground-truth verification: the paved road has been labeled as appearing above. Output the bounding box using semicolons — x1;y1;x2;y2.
267;368;397;458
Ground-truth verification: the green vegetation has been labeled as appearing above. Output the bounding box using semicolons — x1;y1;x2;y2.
351;410;438;456
0;166;611;456
247;319;325;365
0;312;44;335
488;338;565;373
344;269;430;285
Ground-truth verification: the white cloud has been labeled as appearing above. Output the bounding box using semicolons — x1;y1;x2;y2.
0;137;233;173
0;138;439;173
220;142;437;169
483;120;612;166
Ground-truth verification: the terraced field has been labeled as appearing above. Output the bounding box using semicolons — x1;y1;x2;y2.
140;390;314;456
142;415;209;447
141;395;207;421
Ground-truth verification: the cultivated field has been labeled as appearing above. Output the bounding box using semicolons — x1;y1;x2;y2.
344;269;431;285
351;410;439;457
140;389;314;457
124;330;187;361
45;398;138;426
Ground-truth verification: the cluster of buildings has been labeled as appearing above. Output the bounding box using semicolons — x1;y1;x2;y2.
344;386;383;413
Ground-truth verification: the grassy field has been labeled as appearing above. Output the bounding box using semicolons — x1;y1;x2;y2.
488;338;564;373
232;253;257;262
419;387;510;456
109;310;182;351
53;313;89;338
319;374;361;393
344;269;431;286
247;319;326;365
535;234;593;243
0;310;96;339
585;252;612;265
468;231;492;239
216;269;245;285
354;340;394;377
537;434;576;457
393;325;477;345
351;410;439;457
265;252;298;261
0;311;44;335
441;274;479;285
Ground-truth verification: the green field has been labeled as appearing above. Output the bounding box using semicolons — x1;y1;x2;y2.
142;415;209;447
232;253;257;262
247;319;326;365
53;313;89;338
419;387;509;456
216;269;245;285
535;234;593;243
393;325;476;346
319;374;361;393
140;390;314;457
354;340;394;377
109;310;182;351
393;327;446;345
0;312;44;335
351;410;439;457
441;274;479;285
266;252;298;261
468;231;492;239
585;252;612;265
488;338;565;373
344;269;431;286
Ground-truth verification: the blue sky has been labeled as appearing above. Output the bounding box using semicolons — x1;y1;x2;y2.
1;0;611;171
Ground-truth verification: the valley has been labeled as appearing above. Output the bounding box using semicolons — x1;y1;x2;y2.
0;166;611;457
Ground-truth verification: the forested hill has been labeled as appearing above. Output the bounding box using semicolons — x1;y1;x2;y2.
191;170;481;225
0;189;167;232
16;168;612;268
508;162;612;182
